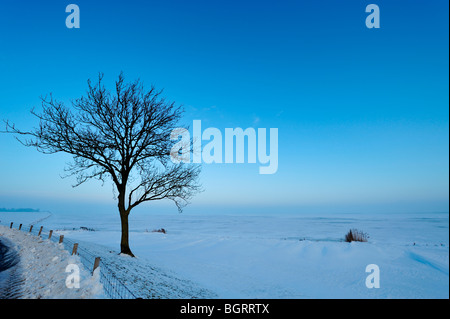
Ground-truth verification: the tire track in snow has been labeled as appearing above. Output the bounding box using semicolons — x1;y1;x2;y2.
0;237;23;299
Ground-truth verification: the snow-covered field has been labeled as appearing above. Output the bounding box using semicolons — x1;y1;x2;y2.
0;210;448;299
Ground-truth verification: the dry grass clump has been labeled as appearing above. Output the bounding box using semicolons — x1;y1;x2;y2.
344;229;368;242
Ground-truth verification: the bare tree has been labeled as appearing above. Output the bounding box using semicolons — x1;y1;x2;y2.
3;73;201;256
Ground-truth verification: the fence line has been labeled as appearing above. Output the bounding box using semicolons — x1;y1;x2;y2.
1;220;137;299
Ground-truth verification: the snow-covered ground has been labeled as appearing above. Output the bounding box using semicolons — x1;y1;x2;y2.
0;210;448;298
0;225;105;299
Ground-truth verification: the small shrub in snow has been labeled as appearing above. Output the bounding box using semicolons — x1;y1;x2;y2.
145;228;167;234
152;228;167;234
344;229;368;242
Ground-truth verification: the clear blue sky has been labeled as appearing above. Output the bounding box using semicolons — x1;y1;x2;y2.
0;0;448;215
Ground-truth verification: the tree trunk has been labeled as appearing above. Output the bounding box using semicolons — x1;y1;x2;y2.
118;194;134;257
119;211;134;256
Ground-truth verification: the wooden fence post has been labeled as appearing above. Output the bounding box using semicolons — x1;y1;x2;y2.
72;243;78;255
19;224;22;230
10;222;13;229
38;226;43;236
29;225;33;233
93;257;101;274
48;230;53;239
59;235;64;243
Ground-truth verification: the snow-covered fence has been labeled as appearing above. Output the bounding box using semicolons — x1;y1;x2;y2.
1;220;137;299
59;235;137;299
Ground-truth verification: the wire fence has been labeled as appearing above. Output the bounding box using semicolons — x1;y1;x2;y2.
1;220;137;299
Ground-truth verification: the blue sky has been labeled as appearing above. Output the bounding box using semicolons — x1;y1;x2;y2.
0;0;448;215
